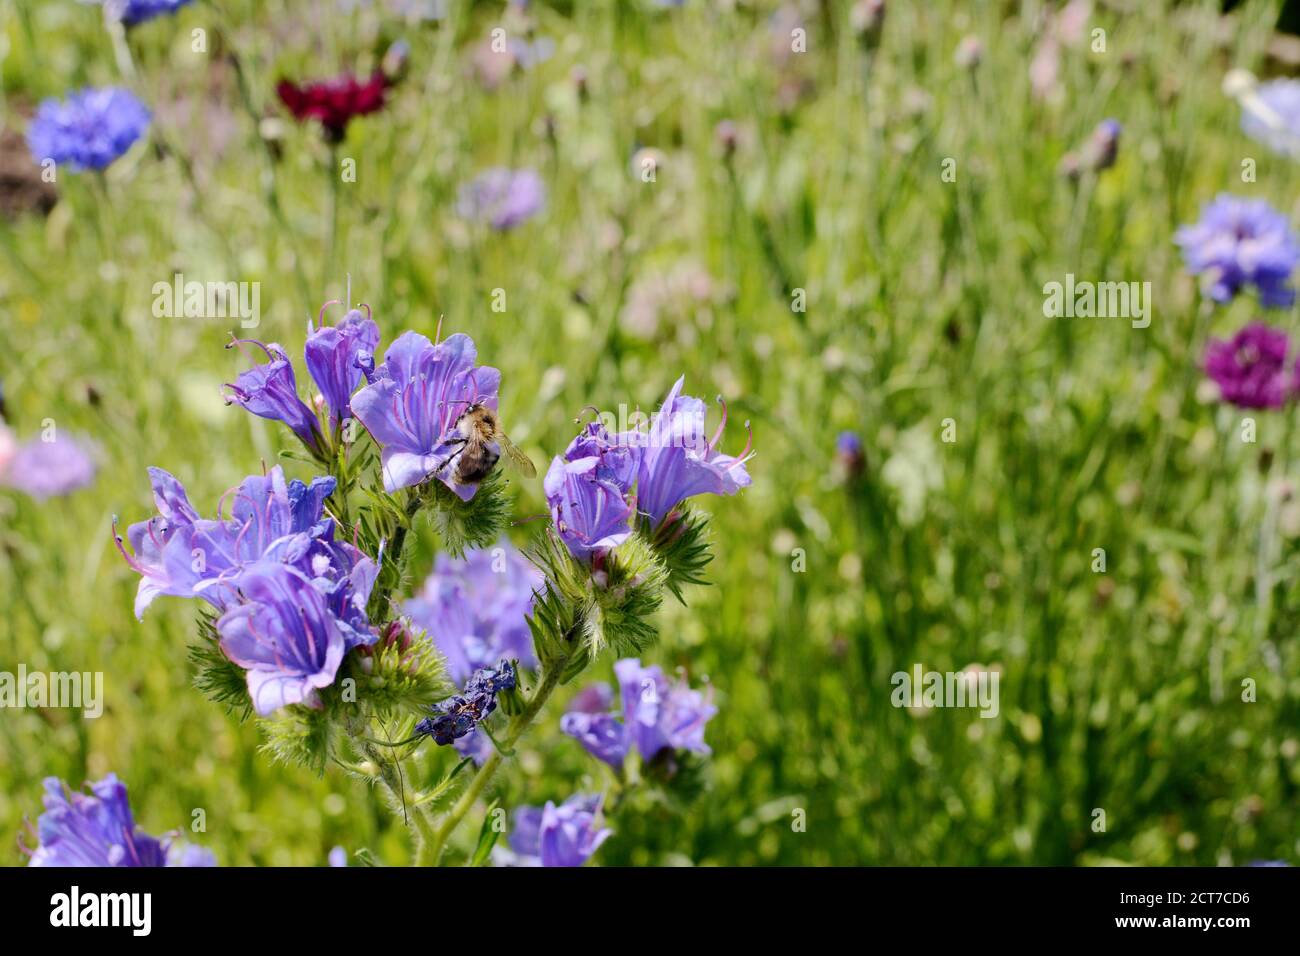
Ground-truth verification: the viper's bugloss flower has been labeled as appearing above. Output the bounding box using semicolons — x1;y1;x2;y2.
503;794;611;867
276;71;390;142
456;168;545;231
404;541;541;684
216;561;370;715
351;331;501;495
630;376;753;526
416;661;515;745
27;87;150;173
26;775;215;867
1175;194;1300;307
543;455;636;562
95;0;195;26
224;338;328;459
1203;322;1300;410
2;433;97;500
115;465;362;620
1241;78;1300;160
306;305;381;429
562;658;716;767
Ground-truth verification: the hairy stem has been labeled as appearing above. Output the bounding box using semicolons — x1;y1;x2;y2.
422;657;568;865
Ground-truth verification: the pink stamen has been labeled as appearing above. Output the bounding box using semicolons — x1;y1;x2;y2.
709;394;729;451
226;334;272;360
318;299;343;327
726;420;754;468
111;516;145;573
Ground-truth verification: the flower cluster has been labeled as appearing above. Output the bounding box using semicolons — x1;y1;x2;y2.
115;465;378;714
544;376;753;562
415;660;516;745
27;87;150;173
1203;322;1300;410
1175;194;1300;307
25;775;214;867
561;658;716;768
498;793;611;867
403;540;542;684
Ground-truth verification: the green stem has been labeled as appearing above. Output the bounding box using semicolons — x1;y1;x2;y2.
422;657;568;865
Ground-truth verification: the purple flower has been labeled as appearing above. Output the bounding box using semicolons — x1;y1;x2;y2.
351;331;501;495
224;338;328;459
1241;78;1300;160
2;433;97;500
216;561;365;715
504;794;611;867
1175;194;1300;307
457;168;545;230
837;430;865;476
305;304;381;429
26;775;214;867
27;87;150;173
1203;322;1300;410
114;465;359;621
403;540;542;684
543;455;635;562
97;0;196;25
561;658;716;767
629;376;754;527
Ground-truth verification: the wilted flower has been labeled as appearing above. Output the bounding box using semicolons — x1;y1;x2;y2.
27;87;150;172
404;540;542;684
416;660;516;745
26;775;214;867
502;793;611;867
561;657;716;768
351;331;501;495
2;433;97;500
1175;195;1300;307
94;0;195;25
836;430;865;477
1060;119;1121;179
1203;322;1300;410
457;168;545;230
277;71;390;142
224;338;329;459
305;304;380;429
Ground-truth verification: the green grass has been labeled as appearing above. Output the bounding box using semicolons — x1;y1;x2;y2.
2;0;1300;865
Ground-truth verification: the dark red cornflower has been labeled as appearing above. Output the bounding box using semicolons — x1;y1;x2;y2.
276;71;390;142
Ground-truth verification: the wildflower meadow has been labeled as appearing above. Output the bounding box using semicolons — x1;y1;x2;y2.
3;0;1300;884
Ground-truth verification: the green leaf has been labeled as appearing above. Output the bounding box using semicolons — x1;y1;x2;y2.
645;509;714;604
430;468;511;557
188;612;252;720
469;799;502;866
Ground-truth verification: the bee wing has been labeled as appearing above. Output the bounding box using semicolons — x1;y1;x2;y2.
497;432;537;478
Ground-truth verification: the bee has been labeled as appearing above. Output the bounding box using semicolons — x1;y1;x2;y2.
438;402;536;485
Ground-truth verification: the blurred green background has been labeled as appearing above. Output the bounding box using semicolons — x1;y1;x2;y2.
3;0;1300;865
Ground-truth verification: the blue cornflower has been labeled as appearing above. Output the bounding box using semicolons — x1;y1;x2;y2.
27;87;150;173
90;1;196;25
26;775;215;867
1175;194;1300;307
1240;77;1300;160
